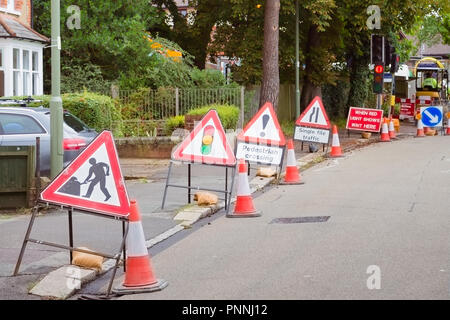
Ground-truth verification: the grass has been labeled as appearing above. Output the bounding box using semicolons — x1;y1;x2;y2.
281;120;295;137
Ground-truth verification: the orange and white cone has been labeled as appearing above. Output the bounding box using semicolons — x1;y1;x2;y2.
416;118;425;137
227;159;261;218
280;139;304;185
388;118;397;139
330;125;343;157
380;120;390;142
113;200;168;294
446;120;450;135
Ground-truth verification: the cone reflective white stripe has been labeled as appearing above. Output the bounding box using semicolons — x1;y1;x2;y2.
126;222;148;257
237;168;251;196
446;119;450;135
287;149;296;167
418;118;424;129
332;132;340;147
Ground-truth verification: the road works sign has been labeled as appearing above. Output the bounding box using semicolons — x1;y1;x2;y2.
294;96;331;144
236;102;285;166
237;102;286;146
420;106;443;127
346;107;383;132
295;96;331;130
172;109;236;166
40;131;130;217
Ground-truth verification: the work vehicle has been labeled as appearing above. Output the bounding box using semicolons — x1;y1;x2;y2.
0;99;97;176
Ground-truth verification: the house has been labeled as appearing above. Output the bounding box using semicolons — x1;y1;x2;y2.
0;0;48;97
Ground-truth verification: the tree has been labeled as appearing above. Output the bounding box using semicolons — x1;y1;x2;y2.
33;0;163;91
260;0;280;110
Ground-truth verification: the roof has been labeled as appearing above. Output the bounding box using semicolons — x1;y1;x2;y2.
0;14;49;43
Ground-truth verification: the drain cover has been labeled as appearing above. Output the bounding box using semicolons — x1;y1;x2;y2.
270;216;330;224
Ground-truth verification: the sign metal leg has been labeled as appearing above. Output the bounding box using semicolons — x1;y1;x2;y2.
106;221;129;298
68;207;74;263
161;162;173;210
188;163;192;204
14;206;39;276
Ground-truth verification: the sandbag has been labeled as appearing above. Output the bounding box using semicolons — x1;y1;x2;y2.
72;247;103;271
256;167;277;177
194;191;218;206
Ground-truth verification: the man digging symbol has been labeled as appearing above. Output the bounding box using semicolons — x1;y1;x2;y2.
82;158;111;201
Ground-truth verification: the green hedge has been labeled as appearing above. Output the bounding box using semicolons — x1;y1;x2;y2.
164;115;185;135
187;104;239;130
8;92;123;137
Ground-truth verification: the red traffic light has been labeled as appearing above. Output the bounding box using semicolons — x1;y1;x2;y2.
374;65;384;73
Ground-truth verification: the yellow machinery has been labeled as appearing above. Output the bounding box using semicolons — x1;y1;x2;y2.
413;57;448;101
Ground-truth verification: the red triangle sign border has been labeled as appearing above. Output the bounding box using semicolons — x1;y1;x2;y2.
237;101;286;146
172;109;236;166
40;131;130;217
295;96;331;129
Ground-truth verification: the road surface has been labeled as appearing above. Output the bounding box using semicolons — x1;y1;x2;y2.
116;135;450;300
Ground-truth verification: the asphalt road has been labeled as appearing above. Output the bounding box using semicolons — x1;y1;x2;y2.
117;135;450;300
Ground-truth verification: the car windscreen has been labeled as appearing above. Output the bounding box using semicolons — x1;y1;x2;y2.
63;112;91;133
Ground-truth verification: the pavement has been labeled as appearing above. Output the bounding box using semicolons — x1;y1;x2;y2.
0;120;420;299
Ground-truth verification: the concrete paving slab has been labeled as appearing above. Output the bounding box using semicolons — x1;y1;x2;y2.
30;265;98;299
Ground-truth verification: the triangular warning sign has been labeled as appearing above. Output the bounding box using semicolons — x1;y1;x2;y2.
40;131;130;217
172;109;236;166
295;96;331;129
237;102;286;146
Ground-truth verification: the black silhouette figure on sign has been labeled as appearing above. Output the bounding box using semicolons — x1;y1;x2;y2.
82;158;111;201
59;177;82;196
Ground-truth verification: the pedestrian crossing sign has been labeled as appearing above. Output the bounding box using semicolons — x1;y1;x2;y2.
295;96;331;129
40;131;130;217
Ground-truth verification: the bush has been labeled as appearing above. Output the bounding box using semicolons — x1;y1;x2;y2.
165;115;185;135
187;104;239;130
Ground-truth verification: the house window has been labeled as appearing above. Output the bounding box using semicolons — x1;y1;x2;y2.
7;0;16;12
0;48;3;69
23;50;30;95
13;48;20;96
32;52;39;95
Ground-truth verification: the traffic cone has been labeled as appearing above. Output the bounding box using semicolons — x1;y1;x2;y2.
227;159;261;218
388;118;397;139
380;119;390;142
113;200;168;295
446;120;450;135
416;118;425;137
280;139;304;185
330;125;343;157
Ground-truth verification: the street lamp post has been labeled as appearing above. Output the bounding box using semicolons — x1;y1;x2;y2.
295;0;300;118
50;0;63;178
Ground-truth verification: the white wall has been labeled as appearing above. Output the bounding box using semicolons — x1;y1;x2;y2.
0;38;45;97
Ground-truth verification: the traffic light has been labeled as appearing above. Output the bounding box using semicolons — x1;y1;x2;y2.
371;34;384;64
373;63;384;94
391;54;400;73
384;38;395;67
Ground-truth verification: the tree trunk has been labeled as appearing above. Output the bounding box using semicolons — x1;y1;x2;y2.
259;0;280;111
300;25;322;110
346;49;370;114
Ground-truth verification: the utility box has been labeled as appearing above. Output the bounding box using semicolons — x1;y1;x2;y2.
0;146;36;209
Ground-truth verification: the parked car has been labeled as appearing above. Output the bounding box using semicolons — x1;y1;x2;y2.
0;99;98;176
